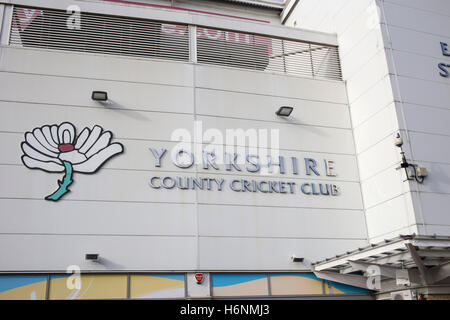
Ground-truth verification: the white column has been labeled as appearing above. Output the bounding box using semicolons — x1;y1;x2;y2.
189;24;197;63
0;4;13;45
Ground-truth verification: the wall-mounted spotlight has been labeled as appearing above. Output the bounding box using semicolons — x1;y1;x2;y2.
91;91;108;102
394;133;427;183
85;253;99;261
291;255;304;262
276;106;294;117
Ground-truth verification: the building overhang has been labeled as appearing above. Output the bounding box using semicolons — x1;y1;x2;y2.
311;235;450;291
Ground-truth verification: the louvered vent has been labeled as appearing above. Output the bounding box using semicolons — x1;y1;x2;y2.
197;27;342;80
10;6;190;61
9;6;342;80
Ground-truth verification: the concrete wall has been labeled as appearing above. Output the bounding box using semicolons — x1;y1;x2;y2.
288;0;450;242
0;2;368;272
379;0;450;237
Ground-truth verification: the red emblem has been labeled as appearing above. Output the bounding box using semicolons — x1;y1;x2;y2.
194;273;204;284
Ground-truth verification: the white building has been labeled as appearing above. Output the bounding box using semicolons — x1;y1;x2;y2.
0;0;448;300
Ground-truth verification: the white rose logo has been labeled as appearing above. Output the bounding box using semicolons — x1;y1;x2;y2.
21;122;124;201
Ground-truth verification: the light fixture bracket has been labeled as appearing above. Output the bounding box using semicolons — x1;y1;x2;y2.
85;253;99;261
276;106;294;117
91;91;108;102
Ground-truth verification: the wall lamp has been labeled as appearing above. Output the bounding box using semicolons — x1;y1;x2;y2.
91;91;108;102
291;255;304;262
85;253;99;261
394;133;427;184
276;106;294;117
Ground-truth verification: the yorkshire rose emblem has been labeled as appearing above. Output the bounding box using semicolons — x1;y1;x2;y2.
21;122;124;201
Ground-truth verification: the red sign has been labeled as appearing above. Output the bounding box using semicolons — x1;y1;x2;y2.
194;273;204;284
13;8;43;31
161;24;273;55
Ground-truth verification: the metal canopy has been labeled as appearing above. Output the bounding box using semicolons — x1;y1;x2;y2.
311;235;450;290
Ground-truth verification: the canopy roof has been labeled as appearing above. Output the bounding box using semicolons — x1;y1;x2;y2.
312;235;450;290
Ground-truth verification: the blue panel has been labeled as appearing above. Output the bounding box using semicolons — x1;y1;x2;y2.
212;274;267;287
269;273;321;281
0;276;47;293
49;275;68;280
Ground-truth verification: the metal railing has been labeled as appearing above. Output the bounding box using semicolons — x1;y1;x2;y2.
9;6;342;80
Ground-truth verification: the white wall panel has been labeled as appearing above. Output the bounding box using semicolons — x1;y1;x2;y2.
195;173;363;210
198;205;366;239
195;65;348;104
360;165;408;210
0;72;195;114
332;0;375;35
415;161;450;195
387;25;450;59
198;237;367;270
365;193;416;240
0;47;194;87
403;104;450;137
418;192;450;226
199;116;355;155
386;0;450;16
340;27;385;79
0;199;197;236
383;2;450;38
337;0;379;58
346;49;391;104
396;76;450;110
392;50;450;84
195;88;351;129
409;132;450;164
0;234;197;271
353;103;399;154
0;101;195;142
288;0;347;34
425;225;450;237
350;75;394;128
357;136;401;182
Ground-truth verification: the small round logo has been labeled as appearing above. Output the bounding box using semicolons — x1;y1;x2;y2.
194;273;204;284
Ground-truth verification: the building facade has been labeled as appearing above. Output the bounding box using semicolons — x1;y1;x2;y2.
0;0;448;300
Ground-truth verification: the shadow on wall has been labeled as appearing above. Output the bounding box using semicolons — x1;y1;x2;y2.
94;257;126;270
95;100;151;121
280;115;329;137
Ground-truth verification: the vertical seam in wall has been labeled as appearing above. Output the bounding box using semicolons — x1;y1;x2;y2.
184;272;188;298
126;274;130;299
0;5;5;43
188;25;200;272
345;81;370;245
209;272;213;298
193;64;200;272
45;274;50;300
379;0;427;234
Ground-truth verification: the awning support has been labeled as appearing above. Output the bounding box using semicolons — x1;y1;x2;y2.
313;270;369;289
406;243;430;285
